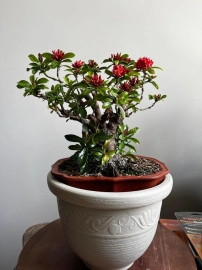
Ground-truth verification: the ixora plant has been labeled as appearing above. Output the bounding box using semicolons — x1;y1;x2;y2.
17;50;167;179
17;50;172;270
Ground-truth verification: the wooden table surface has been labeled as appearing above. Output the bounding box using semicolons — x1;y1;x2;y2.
16;219;197;270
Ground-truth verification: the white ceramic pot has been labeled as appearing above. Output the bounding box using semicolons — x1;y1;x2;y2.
48;172;173;270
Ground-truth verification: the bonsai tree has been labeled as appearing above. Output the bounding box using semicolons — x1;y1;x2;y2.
17;50;166;175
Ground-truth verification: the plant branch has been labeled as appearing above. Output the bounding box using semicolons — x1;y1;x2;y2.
44;72;60;83
138;100;157;111
57;67;62;83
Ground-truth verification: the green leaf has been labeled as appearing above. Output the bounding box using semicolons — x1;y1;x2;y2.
105;70;113;76
94;133;113;142
78;147;88;167
127;127;140;135
102;102;112;109
29;75;35;83
61;59;72;63
117;104;125;118
147;68;155;74
82;89;91;95
125;144;136;152
128;137;140;144
51;61;58;68
119;122;125;132
150;81;159;89
123;154;136;161
42;53;53;59
119;134;125;141
102;154;110;164
148;94;154;100
37;78;49;84
68;144;82;150
79;163;87;175
118;142;125;150
17;80;31;88
161;95;167;99
90;151;103;157
73;82;87;89
103;139;111;150
79;107;87;118
65;134;82;143
106;150;115;156
28;54;39;63
152;66;163;71
102;59;112;63
121;54;129;59
64;52;75;59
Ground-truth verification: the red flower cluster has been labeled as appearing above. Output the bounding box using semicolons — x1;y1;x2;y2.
129;77;138;86
112;65;127;78
111;53;122;61
89;75;104;87
136;57;153;70
88;60;97;67
52;49;65;61
72;60;84;69
119;82;130;92
110;53;131;63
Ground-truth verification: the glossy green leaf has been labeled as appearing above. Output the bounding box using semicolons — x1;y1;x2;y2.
123;154;137;161
102;102;112;109
42;53;53;59
64;52;75;58
117;104;125;118
37;78;49;84
152;66;163;71
147;68;155;74
79;107;87;118
17;80;31;87
65;134;82;142
78;147;88;167
127;127;140;135
51;61;58;68
125;144;136;152
68;144;82;150
150;81;159;89
29;75;35;83
28;54;39;63
128;137;140;144
118;122;125;132
94;133;113;142
106;150;115;156
105;70;113;76
102;154;110;164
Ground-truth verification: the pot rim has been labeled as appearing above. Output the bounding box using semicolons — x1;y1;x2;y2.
51;155;169;182
47;172;173;209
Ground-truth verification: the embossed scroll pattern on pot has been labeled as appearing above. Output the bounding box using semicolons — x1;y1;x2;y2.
58;199;161;236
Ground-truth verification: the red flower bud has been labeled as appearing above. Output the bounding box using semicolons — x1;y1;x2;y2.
154;94;161;101
72;60;84;69
136;57;153;70
110;53;122;61
112;65;127;78
119;82;131;92
52;49;65;61
88;60;97;67
89;75;104;87
129;77;138;86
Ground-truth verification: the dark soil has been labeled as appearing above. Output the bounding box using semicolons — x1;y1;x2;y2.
58;155;162;177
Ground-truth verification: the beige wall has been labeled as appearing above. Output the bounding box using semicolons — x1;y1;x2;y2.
0;0;202;269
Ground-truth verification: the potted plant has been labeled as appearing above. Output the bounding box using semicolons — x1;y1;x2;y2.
17;50;173;270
